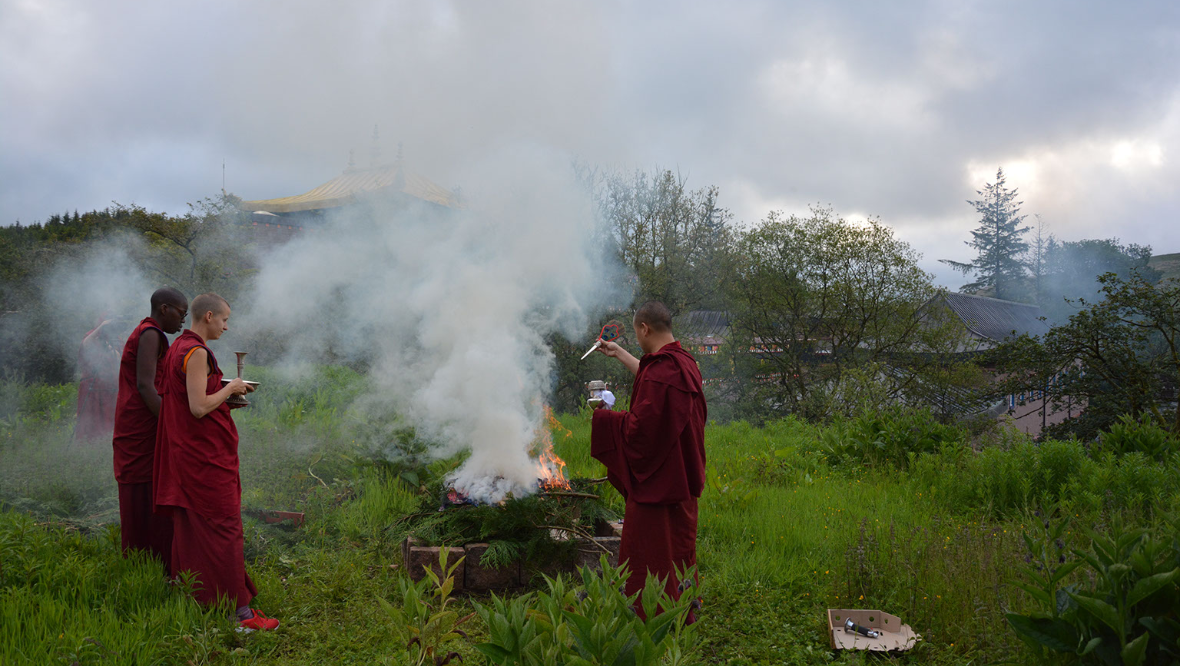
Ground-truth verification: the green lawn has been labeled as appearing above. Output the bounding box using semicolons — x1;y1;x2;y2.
2;371;1176;664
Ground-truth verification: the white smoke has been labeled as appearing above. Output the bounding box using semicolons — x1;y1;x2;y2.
246;145;622;502
40;239;155;365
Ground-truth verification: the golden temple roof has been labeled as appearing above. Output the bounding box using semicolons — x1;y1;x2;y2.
239;162;461;213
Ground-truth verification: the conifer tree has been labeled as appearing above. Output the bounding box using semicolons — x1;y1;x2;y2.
941;167;1030;300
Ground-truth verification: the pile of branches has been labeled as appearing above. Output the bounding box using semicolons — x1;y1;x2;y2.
402;479;617;570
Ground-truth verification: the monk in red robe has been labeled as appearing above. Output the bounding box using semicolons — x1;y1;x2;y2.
112;287;188;570
153;293;277;631
591;301;707;621
75;318;123;442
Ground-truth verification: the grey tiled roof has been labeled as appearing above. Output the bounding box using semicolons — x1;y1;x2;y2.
674;310;730;341
942;292;1051;342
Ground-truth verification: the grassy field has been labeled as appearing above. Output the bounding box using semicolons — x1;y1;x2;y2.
1;369;1177;665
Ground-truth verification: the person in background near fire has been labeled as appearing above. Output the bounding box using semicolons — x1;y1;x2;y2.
112;287;188;570
74;316;124;442
153;293;277;631
592;300;707;622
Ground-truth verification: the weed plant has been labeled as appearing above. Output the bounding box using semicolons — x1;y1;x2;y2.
1006;512;1180;665
1;371;1177;664
910;438;1180;520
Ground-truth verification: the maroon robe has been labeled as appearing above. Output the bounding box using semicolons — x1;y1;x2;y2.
112;317;173;568
74;327;119;442
154;330;256;608
591;340;707;617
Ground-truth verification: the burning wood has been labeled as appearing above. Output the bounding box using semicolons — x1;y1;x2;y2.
439;405;573;510
535;405;572;492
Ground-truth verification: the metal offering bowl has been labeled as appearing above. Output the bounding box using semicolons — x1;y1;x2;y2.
220;379;260;406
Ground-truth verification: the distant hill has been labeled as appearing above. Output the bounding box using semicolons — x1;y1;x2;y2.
1150;252;1180;282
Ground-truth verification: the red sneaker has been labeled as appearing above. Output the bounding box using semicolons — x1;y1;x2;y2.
238;609;280;632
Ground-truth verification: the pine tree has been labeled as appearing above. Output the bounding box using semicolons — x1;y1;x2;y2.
941;168;1030;300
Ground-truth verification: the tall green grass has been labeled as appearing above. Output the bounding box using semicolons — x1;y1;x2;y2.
0;512;225;665
1;372;1176;664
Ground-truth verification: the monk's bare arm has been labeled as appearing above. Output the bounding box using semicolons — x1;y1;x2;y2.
185;348;249;418
135;330;163;416
596;341;640;376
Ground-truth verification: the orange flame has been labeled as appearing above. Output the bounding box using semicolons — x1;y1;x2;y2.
534;406;571;491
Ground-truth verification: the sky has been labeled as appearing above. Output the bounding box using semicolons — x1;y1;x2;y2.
2;0;1178;289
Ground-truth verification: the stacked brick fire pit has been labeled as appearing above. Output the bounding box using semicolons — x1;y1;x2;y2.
402;520;623;593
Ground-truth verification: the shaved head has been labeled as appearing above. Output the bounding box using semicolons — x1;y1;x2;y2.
190;293;230;320
633;301;673;333
150;287;187;311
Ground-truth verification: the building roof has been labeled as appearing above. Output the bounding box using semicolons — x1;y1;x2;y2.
941;292;1051;342
675;310;730;342
239;162;461;213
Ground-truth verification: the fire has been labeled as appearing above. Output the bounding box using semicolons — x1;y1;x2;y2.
534;405;571;491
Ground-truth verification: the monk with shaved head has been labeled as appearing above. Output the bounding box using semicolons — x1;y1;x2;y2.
592;300;707;622
112;287;188;569
153;293;278;631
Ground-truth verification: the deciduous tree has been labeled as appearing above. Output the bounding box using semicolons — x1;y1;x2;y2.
990;273;1180;439
721;207;977;422
595;169;729;313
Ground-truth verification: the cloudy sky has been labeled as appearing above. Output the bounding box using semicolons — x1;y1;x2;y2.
2;0;1177;288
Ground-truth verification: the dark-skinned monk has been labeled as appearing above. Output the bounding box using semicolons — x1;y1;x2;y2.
592;301;707;622
112;287;188;569
153;293;278;632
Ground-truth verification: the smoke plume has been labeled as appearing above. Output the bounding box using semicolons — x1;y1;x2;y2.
245;145;623;502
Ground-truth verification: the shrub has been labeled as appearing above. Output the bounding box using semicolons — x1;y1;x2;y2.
472;557;701;666
1097;414;1178;462
910;440;1180;519
822;406;966;470
1006;514;1180;665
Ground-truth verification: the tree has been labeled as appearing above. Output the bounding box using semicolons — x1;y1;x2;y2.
1026;214;1051;304
989;273;1180;439
1037;238;1158;322
941;168;1030;301
126;192;253;299
721;207;977;422
595;169;730;313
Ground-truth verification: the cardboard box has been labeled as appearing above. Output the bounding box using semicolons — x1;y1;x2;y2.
827;609;920;652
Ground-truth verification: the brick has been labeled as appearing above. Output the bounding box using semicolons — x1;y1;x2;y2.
463;543;522;591
593;519;624;537
575;536;621;573
404;540;465;591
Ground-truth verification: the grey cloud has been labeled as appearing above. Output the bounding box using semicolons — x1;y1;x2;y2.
2;0;1178;290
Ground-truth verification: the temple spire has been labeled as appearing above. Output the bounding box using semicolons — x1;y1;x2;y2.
370;124;381;167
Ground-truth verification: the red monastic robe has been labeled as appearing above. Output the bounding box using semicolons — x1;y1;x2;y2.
591;341;707;617
74;328;119;442
112;317;173;568
154;330;256;608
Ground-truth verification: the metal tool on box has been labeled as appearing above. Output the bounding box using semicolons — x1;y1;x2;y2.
844;618;880;639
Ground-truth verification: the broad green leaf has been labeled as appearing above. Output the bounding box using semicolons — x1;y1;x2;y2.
1121;632;1149;666
1004;614;1080;653
1080;636;1102;655
1126;569;1177;607
1069;593;1122;635
1056;586;1080;616
474;643;512;664
1012;581;1052;607
1050;559;1083;585
1139;616;1180;651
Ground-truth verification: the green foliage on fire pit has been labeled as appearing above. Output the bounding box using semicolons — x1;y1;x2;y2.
407;493;618;571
